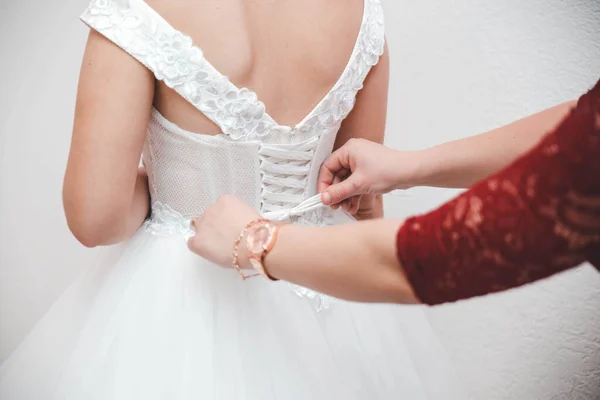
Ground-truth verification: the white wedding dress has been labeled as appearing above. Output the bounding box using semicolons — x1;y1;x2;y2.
0;0;461;399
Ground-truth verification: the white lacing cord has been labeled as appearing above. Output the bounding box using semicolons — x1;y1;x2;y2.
262;193;325;221
258;137;335;311
259;137;322;220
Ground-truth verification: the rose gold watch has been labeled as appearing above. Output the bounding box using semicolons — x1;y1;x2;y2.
244;220;280;281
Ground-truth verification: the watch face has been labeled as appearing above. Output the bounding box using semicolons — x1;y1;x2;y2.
246;222;274;255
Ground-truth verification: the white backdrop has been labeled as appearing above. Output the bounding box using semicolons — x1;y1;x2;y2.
1;0;599;398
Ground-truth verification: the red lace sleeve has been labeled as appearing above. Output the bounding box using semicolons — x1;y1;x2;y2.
397;79;600;305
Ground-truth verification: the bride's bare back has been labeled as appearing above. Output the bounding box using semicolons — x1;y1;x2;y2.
66;0;388;246
150;0;365;133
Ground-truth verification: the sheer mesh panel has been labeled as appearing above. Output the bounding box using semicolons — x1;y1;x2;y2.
144;110;261;217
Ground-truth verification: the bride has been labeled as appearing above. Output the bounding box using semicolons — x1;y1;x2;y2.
0;0;459;398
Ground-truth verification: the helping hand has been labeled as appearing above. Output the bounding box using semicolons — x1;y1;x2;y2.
318;138;417;212
187;195;260;269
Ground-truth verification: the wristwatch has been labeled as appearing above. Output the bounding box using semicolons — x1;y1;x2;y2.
244;220;280;281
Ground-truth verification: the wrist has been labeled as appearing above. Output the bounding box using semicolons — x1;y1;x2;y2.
262;223;297;280
399;147;444;189
237;237;252;270
239;220;284;281
384;149;434;190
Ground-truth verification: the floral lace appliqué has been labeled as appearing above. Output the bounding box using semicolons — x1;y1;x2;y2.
81;0;385;142
143;202;194;239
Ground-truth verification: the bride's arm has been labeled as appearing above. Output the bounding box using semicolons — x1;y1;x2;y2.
330;42;389;219
63;30;154;247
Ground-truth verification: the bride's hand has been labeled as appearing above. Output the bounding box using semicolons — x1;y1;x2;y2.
188;195;260;269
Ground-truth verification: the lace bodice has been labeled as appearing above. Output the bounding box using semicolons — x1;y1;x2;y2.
80;0;385;228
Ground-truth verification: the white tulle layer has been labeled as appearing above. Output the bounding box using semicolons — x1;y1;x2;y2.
0;228;461;400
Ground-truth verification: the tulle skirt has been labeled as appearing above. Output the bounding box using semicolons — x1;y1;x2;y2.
0;225;461;399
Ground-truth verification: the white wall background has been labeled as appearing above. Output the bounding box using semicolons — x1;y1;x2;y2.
0;0;599;399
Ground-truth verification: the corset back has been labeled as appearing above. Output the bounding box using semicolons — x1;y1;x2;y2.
80;0;385;221
143;109;341;218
